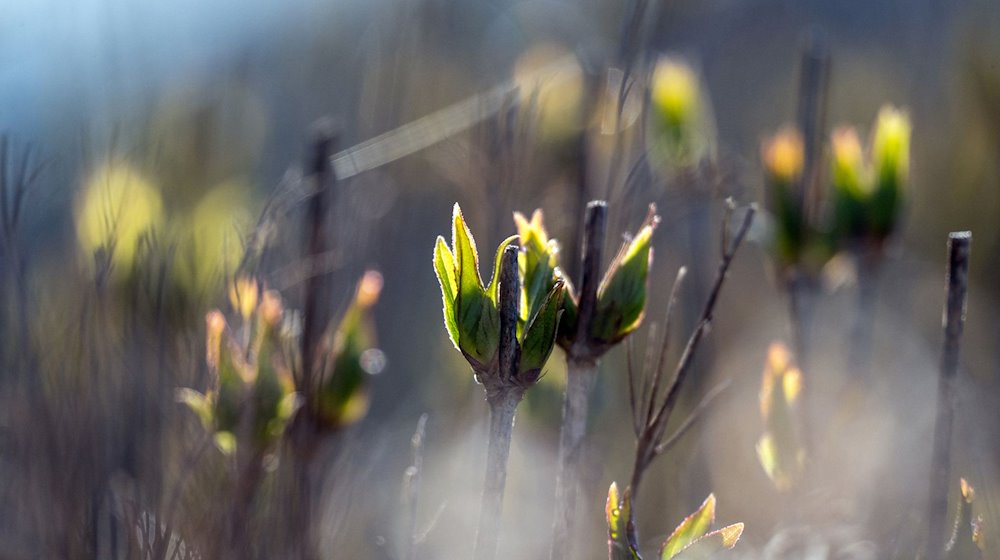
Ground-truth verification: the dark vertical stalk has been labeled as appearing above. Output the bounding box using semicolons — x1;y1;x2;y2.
788;37;829;463
551;201;607;560
926;231;971;560
300;120;339;392
293;119;339;560
474;245;523;560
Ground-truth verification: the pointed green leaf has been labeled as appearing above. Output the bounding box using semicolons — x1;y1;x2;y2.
671;524;744;559
450;204;497;366
453;203;483;293
593;224;654;343
434;236;459;349
660;494;717;559
517;281;564;382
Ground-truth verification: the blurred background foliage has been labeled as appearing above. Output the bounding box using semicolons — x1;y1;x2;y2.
1;0;999;558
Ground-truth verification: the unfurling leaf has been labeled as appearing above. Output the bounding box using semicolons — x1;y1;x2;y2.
660;494;716;559
518;281;564;383
670;524;744;559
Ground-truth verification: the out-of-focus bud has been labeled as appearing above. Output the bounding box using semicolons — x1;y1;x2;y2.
761;129;807;267
649;57;713;168
313;270;384;429
180;292;296;455
830;127;869;240
756;342;806;492
228;276;260;322
870;105;910;238
75;161;164;273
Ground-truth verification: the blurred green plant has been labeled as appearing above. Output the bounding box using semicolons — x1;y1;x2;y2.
830;105;911;246
648;56;714;169
755;341;806;492
177;290;297;456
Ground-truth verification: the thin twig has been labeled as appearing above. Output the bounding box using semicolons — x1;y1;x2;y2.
404;413;428;560
654;379;731;456
644;267;688;430
926;231;971;560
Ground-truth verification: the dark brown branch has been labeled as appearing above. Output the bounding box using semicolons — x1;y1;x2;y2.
571;201;608;360
497;245;521;385
926;231;971;560
795;33;830;225
300;120;339;393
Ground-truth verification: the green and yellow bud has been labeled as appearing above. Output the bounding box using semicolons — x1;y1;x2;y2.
830;127;869;239
761;129;807;267
435;204;566;386
589;214;658;347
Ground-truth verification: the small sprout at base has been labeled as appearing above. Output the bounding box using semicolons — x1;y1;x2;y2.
606;482;638;560
946;478;987;559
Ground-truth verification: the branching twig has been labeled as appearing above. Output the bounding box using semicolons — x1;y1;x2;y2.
628;201;755;499
926;231;971;560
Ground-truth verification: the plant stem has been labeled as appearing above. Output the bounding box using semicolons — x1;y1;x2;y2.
475;387;524;560
551;201;607;560
926;231;971;560
473;244;522;560
550;359;598;560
